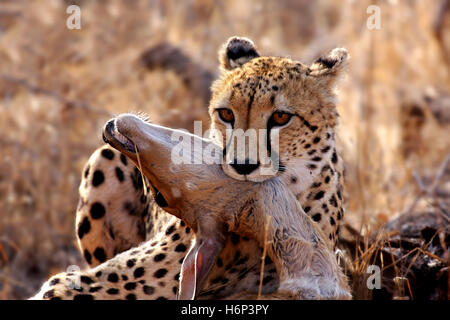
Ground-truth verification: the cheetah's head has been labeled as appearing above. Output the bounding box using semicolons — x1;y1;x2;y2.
209;37;349;182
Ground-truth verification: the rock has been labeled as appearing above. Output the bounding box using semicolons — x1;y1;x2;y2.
374;210;449;300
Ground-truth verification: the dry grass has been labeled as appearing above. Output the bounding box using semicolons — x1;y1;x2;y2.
0;0;449;299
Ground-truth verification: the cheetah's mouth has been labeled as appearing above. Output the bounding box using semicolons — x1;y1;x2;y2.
103;119;136;154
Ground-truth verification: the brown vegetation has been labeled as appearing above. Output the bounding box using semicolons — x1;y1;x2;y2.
0;0;449;299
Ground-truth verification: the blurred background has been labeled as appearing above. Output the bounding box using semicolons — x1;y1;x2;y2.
0;0;449;299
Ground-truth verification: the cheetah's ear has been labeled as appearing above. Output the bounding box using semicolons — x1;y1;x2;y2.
219;36;260;71
308;48;349;83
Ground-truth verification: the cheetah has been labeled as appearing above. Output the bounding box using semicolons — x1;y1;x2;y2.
32;37;349;300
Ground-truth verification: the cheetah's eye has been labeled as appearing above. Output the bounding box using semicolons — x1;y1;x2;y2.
217;108;235;124
271;111;292;126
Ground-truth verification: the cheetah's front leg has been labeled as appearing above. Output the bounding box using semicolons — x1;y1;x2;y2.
31;216;192;300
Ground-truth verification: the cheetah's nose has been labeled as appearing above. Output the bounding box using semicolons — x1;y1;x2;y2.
229;159;260;175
